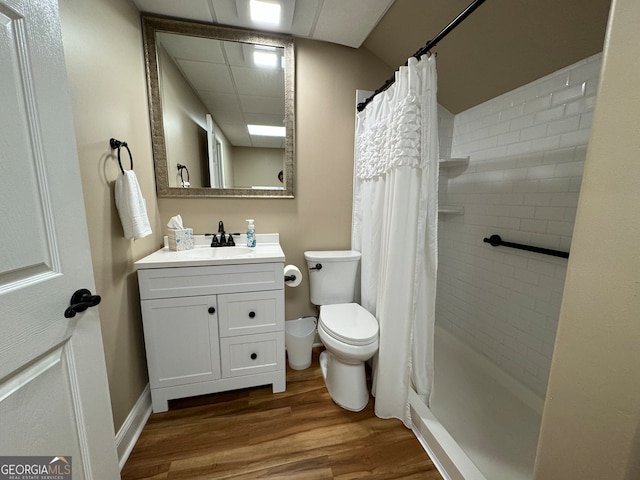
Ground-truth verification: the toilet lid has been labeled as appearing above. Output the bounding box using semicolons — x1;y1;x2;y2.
319;303;378;346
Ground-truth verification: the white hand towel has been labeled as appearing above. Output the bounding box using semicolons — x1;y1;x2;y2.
115;170;152;240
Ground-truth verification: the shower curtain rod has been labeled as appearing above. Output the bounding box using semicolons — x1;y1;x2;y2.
357;0;487;113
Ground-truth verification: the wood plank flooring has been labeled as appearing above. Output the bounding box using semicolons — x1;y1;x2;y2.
121;348;443;479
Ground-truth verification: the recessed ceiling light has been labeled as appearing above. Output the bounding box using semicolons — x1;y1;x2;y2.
248;124;285;137
253;50;278;68
250;0;281;25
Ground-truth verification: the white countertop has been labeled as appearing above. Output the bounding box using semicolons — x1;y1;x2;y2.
135;233;285;269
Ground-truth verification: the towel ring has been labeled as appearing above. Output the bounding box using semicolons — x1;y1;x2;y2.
177;163;190;187
110;138;133;175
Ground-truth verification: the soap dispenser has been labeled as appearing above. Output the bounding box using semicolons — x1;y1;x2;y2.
246;219;256;247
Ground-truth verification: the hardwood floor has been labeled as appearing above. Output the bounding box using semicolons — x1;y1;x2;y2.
121;348;443;479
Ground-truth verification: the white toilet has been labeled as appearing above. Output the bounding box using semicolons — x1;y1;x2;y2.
304;250;379;412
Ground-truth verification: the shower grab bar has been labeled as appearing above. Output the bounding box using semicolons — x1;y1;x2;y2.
483;234;569;259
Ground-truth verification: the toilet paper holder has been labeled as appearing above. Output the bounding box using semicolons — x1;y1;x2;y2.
283;264;303;287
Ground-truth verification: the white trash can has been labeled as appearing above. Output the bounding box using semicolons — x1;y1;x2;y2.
285;317;317;370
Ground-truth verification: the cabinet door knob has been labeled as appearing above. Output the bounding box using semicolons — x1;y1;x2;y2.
250;353;257;360
248;311;256;318
208;307;216;314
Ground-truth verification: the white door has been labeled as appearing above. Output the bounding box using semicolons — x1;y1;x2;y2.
0;0;120;478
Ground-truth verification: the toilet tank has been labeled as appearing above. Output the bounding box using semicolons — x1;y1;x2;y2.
304;250;361;305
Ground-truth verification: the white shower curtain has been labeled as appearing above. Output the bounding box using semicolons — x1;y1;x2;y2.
352;55;439;428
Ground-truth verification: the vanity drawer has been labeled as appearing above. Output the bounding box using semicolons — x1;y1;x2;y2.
220;332;284;378
138;263;284;300
218;290;284;337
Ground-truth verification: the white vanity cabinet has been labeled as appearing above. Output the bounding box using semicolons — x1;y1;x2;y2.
137;261;286;413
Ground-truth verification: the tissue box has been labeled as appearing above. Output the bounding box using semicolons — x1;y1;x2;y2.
167;228;194;251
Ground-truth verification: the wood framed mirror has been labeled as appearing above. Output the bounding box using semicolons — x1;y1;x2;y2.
141;14;295;198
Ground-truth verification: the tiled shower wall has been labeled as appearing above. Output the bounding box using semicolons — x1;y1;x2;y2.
436;53;602;397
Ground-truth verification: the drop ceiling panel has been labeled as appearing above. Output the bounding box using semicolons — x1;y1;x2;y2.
133;0;392;48
134;0;213;22
199;92;242;113
243;112;284;126
289;0;321;37
231;66;284;96
313;0;395;48
222;41;250;67
158;33;226;63
177;60;235;92
239;95;285;115
213;110;246;125
252;137;286;148
222;124;252;145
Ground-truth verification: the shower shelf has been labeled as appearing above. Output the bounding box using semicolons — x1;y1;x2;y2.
439;157;469;168
438;205;465;215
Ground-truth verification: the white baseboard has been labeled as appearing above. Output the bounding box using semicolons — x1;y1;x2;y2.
115;384;152;470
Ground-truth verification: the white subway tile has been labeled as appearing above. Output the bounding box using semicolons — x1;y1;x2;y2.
489;120;511;136
580;112;594;130
526;164;557;179
521;218;548;234
507;141;533;156
511;181;540;194
547;115;581;136
534;105;566;125
585;78;600;97
524;193;552;206
537;72;571;96
500;193;524;205
534;206;566;221
503;167;529;181
543;147;576;164
531;135;561;152
509;113;536;131
555;161;584;178
568;54;602;84
521;124;548;141
538;178;574;193
565;97;591;117
550;82;586;106
549;192;580;207
498;130;521;146
547;220;574;236
569;177;583;192
523;95;552;114
559;129;592;147
530;232;561;249
497;216;521;230
438;54;601;396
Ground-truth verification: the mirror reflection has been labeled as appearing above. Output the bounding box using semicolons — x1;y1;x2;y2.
142;15;295;198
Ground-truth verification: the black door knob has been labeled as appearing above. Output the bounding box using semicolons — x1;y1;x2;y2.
64;288;101;318
208;307;216;314
250;353;257;360
249;311;256;318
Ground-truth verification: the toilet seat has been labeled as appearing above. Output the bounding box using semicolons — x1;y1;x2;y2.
319;303;378;346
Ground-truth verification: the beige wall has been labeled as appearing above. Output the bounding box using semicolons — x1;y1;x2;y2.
59;0;391;432
535;0;640;477
158;43;207;188
59;0;163;432
232;146;284;188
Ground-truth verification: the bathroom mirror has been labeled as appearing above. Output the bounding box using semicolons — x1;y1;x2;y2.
141;14;295;198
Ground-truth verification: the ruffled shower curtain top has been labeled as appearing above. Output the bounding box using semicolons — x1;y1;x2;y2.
352;55;438;427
